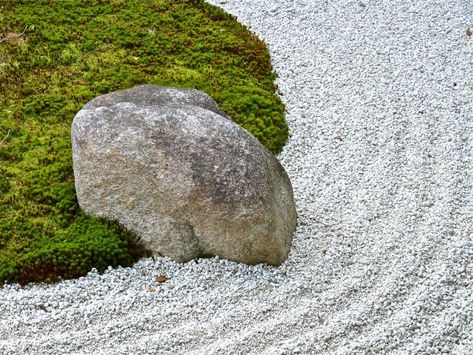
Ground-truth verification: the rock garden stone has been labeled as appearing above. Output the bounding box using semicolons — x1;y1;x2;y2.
72;85;296;265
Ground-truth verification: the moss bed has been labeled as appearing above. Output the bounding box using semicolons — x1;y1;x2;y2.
0;0;287;285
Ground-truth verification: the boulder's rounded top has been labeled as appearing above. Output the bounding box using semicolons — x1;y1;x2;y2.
83;84;229;118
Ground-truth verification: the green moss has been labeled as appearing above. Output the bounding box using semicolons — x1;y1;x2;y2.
0;0;287;286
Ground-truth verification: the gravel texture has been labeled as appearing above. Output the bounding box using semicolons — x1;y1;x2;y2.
1;0;473;353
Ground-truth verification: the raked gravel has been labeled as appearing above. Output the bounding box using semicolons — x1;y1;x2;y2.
1;0;473;353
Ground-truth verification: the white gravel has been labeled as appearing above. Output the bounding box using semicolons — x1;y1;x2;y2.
2;0;473;353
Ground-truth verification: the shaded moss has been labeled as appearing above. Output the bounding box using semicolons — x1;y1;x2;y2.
0;0;287;286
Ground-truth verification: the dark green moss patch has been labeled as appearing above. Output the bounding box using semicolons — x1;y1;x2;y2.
0;0;287;285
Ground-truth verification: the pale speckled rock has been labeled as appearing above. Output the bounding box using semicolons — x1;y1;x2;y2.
72;85;296;266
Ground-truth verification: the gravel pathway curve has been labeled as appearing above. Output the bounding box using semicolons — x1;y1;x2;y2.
1;0;473;353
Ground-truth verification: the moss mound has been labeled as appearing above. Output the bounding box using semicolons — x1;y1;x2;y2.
0;0;287;285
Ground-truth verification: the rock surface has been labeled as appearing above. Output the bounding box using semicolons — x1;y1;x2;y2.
72;85;296;266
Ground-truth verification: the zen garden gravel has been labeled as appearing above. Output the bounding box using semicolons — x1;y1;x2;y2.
1;0;472;353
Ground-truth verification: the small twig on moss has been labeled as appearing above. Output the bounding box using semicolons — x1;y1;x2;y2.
79;44;113;63
0;26;28;44
78;49;98;62
0;129;11;147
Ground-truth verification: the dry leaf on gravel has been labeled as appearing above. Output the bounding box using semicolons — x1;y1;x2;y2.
156;275;169;283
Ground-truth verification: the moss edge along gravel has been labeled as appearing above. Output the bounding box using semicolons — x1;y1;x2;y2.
0;0;288;285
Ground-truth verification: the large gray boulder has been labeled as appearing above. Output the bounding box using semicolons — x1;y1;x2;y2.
72;85;296;266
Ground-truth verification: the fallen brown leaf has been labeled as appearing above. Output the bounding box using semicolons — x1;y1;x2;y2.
156;275;169;283
0;26;28;44
466;28;472;37
335;135;344;141
266;283;274;292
